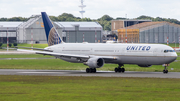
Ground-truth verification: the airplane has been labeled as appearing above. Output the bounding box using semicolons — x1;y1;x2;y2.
18;12;177;74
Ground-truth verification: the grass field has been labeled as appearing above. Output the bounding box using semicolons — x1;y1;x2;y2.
0;75;180;101
17;43;48;48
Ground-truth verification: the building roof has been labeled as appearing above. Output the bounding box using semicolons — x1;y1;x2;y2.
0;22;23;27
55;22;102;28
112;19;152;22
125;22;163;29
119;21;180;32
124;21;180;29
55;22;103;31
0;22;24;31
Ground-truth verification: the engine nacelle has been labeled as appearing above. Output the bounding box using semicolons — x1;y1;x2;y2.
138;65;152;68
86;57;104;68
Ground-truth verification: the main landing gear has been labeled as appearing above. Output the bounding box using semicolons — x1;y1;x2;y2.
114;64;125;73
86;68;96;73
163;66;168;74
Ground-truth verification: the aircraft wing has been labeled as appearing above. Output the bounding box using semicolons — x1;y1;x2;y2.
89;55;118;60
17;49;89;58
17;49;117;60
16;46;53;52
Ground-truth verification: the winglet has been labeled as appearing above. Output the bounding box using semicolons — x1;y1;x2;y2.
41;12;64;46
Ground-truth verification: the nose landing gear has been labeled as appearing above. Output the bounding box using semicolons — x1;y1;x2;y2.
163;66;168;74
163;64;169;74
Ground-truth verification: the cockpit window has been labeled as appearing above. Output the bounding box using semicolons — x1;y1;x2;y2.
164;50;175;53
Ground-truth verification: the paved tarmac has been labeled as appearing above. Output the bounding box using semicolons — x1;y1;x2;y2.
0;69;180;78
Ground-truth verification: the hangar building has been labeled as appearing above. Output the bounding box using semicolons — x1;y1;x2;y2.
111;19;152;31
117;22;180;43
56;22;102;43
18;15;63;44
0;15;103;44
0;22;23;43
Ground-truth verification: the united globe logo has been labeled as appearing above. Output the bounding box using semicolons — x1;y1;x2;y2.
48;27;61;46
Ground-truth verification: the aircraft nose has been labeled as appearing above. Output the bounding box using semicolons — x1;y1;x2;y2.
165;57;177;64
172;56;177;62
170;53;178;63
174;52;178;58
165;53;177;64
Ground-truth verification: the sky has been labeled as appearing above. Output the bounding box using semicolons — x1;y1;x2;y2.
0;0;180;20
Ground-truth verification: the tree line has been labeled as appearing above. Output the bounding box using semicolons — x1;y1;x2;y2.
1;13;180;31
0;17;29;22
137;15;180;25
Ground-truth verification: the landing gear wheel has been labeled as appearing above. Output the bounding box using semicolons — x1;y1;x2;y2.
118;68;122;72
94;68;96;73
86;68;90;73
91;68;96;73
86;68;96;73
166;70;168;73
121;68;125;73
114;64;125;73
89;68;93;73
163;70;168;74
163;66;168;74
115;68;118;73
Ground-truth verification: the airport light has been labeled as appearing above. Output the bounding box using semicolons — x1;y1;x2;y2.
125;14;127;43
83;33;85;42
174;32;176;49
7;28;9;51
95;27;97;43
179;36;180;48
31;27;33;49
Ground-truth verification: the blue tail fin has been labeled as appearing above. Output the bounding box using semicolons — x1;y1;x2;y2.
41;12;63;46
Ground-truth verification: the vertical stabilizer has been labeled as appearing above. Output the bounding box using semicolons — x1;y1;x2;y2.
41;12;63;46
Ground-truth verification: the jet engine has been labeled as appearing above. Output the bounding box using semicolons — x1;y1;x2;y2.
138;65;152;67
85;57;104;68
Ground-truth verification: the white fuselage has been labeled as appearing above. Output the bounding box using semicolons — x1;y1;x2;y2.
46;43;177;65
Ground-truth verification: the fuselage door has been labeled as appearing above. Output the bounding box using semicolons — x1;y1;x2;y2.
153;48;158;56
114;46;124;56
